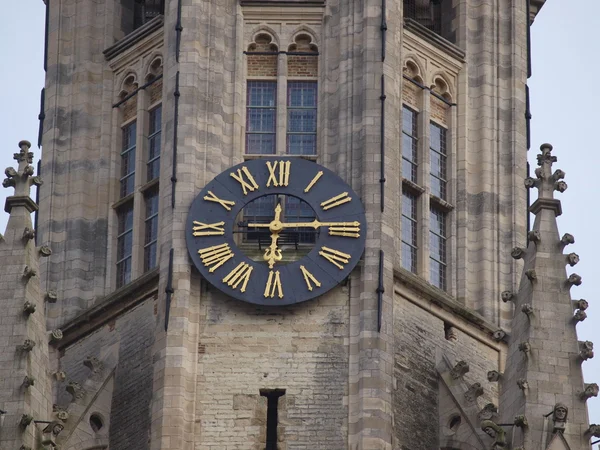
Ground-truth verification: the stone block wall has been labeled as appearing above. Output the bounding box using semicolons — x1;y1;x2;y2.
195;285;349;450
393;289;501;449
57;297;156;450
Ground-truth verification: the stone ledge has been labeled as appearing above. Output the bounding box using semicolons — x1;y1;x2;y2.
404;18;466;62
56;268;159;350
5;196;38;213
104;15;164;61
394;267;506;341
529;197;562;217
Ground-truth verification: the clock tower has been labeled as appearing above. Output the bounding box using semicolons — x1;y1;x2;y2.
0;0;587;448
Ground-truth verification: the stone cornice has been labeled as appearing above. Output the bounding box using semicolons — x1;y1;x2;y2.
529;198;562;216
104;15;164;62
394;268;506;342
56;268;159;350
404;19;466;64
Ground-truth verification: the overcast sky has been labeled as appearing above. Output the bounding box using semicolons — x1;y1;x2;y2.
1;0;599;427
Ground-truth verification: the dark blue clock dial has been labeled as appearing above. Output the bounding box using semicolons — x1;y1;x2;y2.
186;157;366;306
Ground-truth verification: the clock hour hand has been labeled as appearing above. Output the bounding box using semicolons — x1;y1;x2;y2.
264;233;283;269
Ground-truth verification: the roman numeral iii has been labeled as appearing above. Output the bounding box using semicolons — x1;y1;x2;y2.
198;243;234;272
266;161;291;187
264;270;283;298
230;166;259;196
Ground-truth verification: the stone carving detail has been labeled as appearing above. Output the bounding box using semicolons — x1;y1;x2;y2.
41;420;64;447
528;230;541;242
445;326;458;342
45;290;58;303
518;342;531;353
514;415;528;428
465;382;484;403
561;233;575;246
19;446;32;450
23;301;36;315
22;376;35;388
521;303;534;316
579;341;594;361
487;371;501;382
552;403;568;433
574;299;589;311
567;273;582;286
49;329;63;343
566;252;579;266
481;420;506;449
478;403;498;421
524;176;537;189
554;180;568;192
19;413;33;428
22;227;35;241
23;265;36;280
84;356;104;374
587;424;600;437
525;269;537;281
553;169;566;180
54;408;69;421
493;330;506;341
39;245;52;257
516;378;529;390
581;383;599;400
53;371;67;382
511;247;526;260
66;381;85;400
573;310;587;322
17;339;36;352
500;291;513;303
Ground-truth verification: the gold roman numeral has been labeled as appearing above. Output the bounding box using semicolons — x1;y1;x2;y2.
304;171;323;193
328;225;360;238
193;221;225;236
204;191;236;211
198;243;234;272
222;262;253;292
266;161;291;187
300;265;321;291
230;166;259;196
321;192;351;211
319;246;351;270
264;270;283;298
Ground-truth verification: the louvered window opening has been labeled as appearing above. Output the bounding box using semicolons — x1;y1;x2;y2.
403;0;443;36
134;0;165;29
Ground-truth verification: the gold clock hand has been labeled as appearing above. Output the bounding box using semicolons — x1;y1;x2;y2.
246;220;360;229
264;233;283;269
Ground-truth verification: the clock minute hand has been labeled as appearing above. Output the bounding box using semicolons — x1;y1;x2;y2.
278;220;360;229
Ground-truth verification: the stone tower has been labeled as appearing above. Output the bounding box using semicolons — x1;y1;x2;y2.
0;0;587;448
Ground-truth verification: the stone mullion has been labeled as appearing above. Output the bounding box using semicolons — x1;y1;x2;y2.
417;90;431;280
277;53;287;155
455;68;469;304
446;105;458;297
131;89;149;279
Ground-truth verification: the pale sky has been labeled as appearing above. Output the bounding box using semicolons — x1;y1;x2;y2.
1;0;599;426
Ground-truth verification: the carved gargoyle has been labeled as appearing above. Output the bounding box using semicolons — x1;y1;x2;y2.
500;291;513;303
581;383;599;401
450;360;469;380
487;371;501;382
579;341;594;361
481;420;506;449
465;383;484;403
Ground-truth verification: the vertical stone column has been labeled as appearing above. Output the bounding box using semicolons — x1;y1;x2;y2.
149;0;239;448
453;0;528;325
0;141;53;449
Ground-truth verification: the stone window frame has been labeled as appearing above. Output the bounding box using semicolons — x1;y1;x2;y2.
243;29;320;160
400;57;457;294
112;55;163;289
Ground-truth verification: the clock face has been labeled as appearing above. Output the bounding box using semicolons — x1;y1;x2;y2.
186;157;366;305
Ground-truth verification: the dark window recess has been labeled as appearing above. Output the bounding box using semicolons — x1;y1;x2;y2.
134;0;165;30
404;0;443;35
260;389;285;450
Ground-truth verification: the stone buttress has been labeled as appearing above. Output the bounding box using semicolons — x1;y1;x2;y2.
0;141;55;449
495;144;594;449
